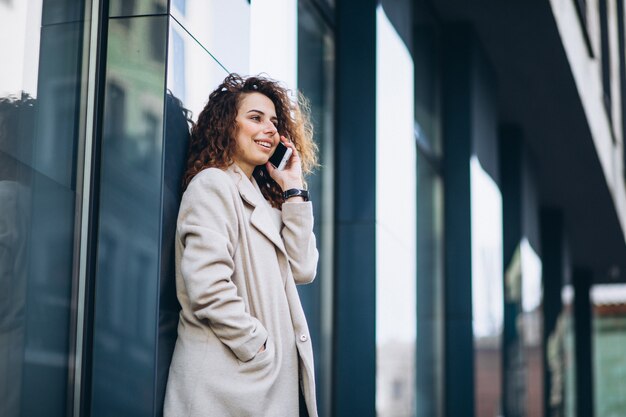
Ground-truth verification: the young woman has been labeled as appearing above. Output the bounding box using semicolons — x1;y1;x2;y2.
163;74;319;417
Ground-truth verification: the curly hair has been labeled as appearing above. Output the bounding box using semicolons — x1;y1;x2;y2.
182;74;318;208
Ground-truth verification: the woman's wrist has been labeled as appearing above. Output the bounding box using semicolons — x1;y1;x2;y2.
281;180;304;190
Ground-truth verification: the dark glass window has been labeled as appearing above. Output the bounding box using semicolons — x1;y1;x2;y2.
297;1;335;416
91;15;168;417
599;0;612;122
0;1;92;416
414;2;444;416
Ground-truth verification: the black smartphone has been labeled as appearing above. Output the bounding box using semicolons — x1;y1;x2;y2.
268;141;292;170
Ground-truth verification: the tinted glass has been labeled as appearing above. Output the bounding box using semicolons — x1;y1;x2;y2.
109;0;167;17
592;284;626;417
414;5;442;157
415;153;444;417
170;0;250;74
413;4;445;416
0;0;91;415
297;2;335;416
90;15;168;417
42;0;85;25
376;6;417;417
156;16;230;413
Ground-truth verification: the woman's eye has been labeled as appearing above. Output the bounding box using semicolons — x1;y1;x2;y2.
251;115;260;121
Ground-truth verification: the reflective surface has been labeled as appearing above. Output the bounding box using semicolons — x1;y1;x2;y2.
471;157;504;417
592;284;626;417
297;1;335;416
0;0;90;416
42;0;85;25
157;15;231;413
376;6;417;417
109;0;167;18
415;152;444;417
170;0;250;74
413;5;445;416
91;15;168;417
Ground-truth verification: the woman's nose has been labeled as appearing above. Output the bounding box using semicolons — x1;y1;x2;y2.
264;122;277;136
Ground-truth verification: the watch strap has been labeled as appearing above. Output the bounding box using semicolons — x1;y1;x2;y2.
283;188;309;201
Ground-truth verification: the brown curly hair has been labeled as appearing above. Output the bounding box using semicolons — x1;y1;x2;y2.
183;73;318;208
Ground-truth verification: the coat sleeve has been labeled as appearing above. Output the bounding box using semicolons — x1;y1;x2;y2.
281;201;319;284
178;170;267;363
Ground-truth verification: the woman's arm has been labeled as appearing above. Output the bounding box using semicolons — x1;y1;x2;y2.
281;201;319;284
266;138;319;283
178;169;266;362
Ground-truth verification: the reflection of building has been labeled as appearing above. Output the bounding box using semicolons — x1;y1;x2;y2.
3;0;626;417
592;286;626;417
377;341;415;417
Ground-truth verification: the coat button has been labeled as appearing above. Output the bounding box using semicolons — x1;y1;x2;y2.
299;334;308;342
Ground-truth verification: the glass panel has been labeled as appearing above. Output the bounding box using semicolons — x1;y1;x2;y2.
376;6;417;417
109;0;167;18
471;155;504;417
414;3;442;157
166;18;229;118
297;1;335;416
503;237;544;417
413;3;444;416
90;15;168;417
591;284;626;417
547;284;577;417
415;153;444;417
170;0;250;74
42;0;85;25
155;16;229;411
0;0;90;416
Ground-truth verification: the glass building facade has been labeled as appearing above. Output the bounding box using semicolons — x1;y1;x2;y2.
2;0;626;416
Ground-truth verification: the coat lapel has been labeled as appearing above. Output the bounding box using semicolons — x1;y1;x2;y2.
225;165;287;256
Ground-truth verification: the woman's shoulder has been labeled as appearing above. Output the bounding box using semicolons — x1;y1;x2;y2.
181;167;240;208
191;167;230;183
186;167;235;193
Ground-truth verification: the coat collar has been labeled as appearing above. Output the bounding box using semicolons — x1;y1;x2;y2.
225;164;287;255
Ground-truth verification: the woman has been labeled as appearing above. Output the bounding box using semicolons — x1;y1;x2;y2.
163;74;319;417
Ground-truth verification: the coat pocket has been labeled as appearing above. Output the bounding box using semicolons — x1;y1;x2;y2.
237;335;274;373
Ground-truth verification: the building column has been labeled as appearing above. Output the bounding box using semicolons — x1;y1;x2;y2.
442;24;501;417
442;26;474;415
540;208;565;417
573;267;594;417
500;127;524;417
333;1;377;416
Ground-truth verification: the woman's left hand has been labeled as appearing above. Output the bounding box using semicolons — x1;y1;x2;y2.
266;136;304;191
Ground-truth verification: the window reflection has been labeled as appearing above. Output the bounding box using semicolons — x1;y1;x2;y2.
471;155;504;417
591;284;626;417
170;0;250;75
297;2;335;416
376;6;417;417
91;15;168;416
547;284;576;417
413;4;445;416
0;93;35;417
1;0;91;416
109;0;166;18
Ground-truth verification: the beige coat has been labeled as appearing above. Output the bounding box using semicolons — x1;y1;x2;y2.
163;164;319;417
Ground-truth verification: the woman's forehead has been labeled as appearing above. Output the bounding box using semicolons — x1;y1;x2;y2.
238;92;277;116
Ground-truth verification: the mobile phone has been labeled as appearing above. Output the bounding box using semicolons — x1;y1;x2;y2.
269;141;292;170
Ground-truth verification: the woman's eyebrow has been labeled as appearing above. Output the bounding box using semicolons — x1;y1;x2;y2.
247;109;278;120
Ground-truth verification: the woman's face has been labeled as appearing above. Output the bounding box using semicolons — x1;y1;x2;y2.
232;92;280;177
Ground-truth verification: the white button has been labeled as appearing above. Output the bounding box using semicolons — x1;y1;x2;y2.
299;334;308;342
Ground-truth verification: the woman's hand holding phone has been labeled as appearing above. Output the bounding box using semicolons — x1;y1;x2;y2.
266;136;303;192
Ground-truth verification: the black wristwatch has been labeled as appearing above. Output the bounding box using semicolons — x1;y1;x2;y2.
283;188;309;201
